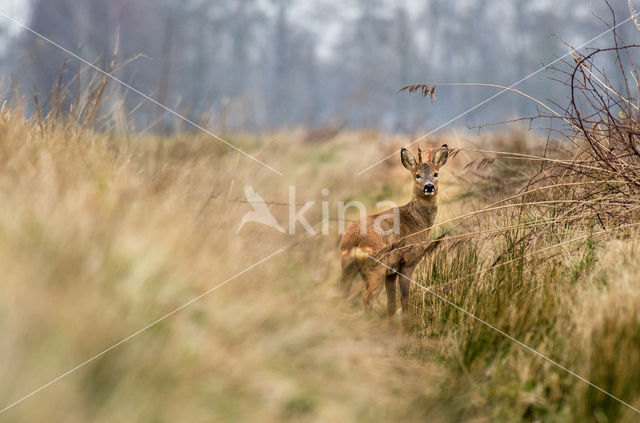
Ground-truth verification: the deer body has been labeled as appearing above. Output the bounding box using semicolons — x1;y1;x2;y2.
339;145;450;315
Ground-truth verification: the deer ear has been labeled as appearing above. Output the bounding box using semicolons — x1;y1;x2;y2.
432;144;450;167
400;148;417;171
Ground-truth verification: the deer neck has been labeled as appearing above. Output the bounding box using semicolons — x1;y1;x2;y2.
400;195;438;235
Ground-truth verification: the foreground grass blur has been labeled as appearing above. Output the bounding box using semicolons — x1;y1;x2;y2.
0;105;639;422
0;108;451;422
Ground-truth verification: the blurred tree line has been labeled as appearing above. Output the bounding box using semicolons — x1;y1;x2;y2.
1;0;637;133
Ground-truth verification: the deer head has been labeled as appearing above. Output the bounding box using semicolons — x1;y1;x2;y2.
401;144;450;199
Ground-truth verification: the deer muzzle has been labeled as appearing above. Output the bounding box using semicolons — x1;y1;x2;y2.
423;183;435;195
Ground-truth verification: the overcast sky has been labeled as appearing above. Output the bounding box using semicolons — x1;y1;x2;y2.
0;0;28;52
0;0;28;27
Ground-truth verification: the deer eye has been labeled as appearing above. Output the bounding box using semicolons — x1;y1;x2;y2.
434;173;438;178
415;174;421;180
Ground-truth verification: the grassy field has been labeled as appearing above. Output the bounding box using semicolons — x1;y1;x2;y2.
1;102;640;423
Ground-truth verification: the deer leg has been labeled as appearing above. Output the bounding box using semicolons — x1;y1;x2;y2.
362;269;384;314
398;265;417;314
340;259;359;296
384;273;397;317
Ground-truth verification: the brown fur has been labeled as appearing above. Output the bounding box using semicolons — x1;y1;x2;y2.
339;145;450;315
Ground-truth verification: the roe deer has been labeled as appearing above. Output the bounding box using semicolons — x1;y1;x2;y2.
339;144;450;315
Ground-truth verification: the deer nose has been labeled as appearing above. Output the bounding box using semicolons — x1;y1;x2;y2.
424;183;435;193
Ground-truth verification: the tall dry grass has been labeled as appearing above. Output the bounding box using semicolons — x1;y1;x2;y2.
2;98;639;421
0;100;471;422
